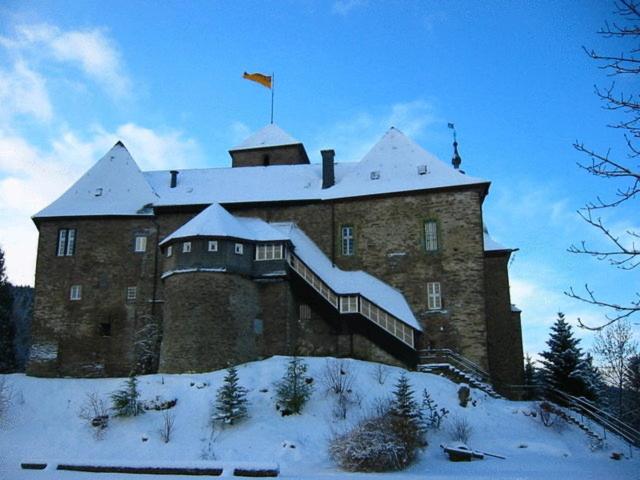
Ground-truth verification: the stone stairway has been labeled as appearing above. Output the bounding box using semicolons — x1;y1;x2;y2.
418;362;502;399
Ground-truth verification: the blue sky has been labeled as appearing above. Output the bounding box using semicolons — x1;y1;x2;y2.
0;0;637;358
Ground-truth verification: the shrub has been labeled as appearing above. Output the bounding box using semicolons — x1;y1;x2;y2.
448;415;473;443
275;357;313;415
159;411;176;443
213;366;248;425
78;392;109;438
389;373;426;453
0;377;12;425
322;359;355;395
329;413;412;471
371;363;390;385
111;376;144;417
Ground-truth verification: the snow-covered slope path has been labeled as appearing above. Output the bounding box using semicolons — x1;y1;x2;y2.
0;356;636;479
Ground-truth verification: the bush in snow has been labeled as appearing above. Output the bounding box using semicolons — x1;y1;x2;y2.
213;366;248;425
78;392;109;438
448;415;473;443
275;357;313;415
111;375;144;417
457;385;471;407
159;411;176;443
329;412;413;471
322;359;360;420
0;377;12;424
322;359;355;395
420;388;449;431
371;363;390;385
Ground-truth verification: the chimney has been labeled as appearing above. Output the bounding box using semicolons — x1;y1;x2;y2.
321;149;335;189
170;170;179;188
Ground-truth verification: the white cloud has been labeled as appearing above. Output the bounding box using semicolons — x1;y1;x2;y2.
0;125;201;285
0;60;53;123
311;100;438;162
332;0;367;16
1;23;131;99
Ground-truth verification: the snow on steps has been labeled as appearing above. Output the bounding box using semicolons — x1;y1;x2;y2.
20;460;279;477
418;363;502;399
552;405;606;448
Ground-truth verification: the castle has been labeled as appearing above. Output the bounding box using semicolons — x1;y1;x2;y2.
26;124;524;389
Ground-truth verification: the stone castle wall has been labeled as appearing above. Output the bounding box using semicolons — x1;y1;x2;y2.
28;184;519;382
27;217;160;377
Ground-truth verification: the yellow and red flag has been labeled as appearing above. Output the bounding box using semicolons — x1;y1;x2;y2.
243;72;272;89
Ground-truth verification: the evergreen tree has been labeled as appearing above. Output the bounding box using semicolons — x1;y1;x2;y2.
389;373;425;455
275;357;313;415
213;366;248;425
111;375;144;417
390;373;421;421
523;354;538;400
624;355;640;429
539;313;595;399
0;246;16;373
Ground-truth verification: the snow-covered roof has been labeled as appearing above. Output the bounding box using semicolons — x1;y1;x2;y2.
231;124;300;150
33;127;490;219
483;226;515;252
34;142;158;219
322;127;487;200
159;203;287;245
273;222;422;331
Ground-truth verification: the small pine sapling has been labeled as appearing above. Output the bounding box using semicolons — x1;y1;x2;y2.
420;388;449;430
213;366;248;425
111;375;144;417
275;357;313;415
389;372;426;453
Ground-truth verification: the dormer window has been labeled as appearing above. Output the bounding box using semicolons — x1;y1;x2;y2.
370;171;380;180
94;187;103;196
183;242;192;253
134;236;147;252
208;240;218;252
57;228;76;256
235;243;244;255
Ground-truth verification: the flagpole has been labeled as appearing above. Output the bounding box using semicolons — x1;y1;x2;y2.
270;72;275;124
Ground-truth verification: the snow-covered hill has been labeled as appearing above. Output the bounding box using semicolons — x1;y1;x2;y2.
0;356;637;479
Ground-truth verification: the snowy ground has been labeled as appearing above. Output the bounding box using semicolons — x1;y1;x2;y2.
0;356;637;479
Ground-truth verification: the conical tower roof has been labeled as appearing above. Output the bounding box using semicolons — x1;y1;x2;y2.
160;203;287;245
34;142;157;219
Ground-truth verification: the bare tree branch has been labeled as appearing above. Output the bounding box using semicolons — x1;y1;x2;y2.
567;1;640;327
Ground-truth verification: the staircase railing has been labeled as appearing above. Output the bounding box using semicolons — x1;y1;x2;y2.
418;348;492;386
545;387;640;452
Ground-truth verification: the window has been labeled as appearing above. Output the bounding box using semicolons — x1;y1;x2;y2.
126;286;137;301
235;243;244;255
208;240;218;252
99;322;111;337
253;318;263;334
341;225;354;256
255;243;283;261
182;241;192;253
427;282;442;310
56;228;76;256
340;295;358;313
134;236;147;252
424;220;438;251
299;304;311;321
166;245;173;257
70;285;82;301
